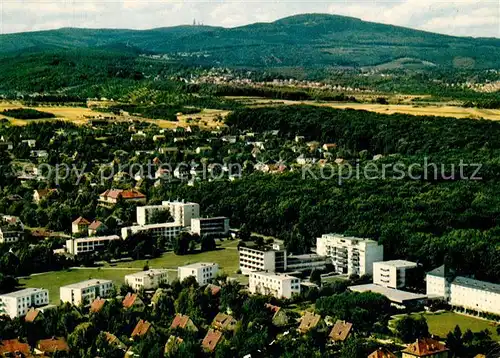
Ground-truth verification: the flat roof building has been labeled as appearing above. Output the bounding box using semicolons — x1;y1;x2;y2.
125;269;169;291
178;262;219;286
373;260;418;289
249;271;301;299
60;279;114;306
121;222;183;248
0;288;49;319
66;235;120;255
191;217;229;238
349;283;427;305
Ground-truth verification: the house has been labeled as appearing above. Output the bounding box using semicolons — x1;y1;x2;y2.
71;216;90;235
30;150;48;159
202;329;223;352
89;298;106;313
33;188;57;204
36;337;69;355
105;332;127;351
206;284;221;296
0;339;31;357
131;319;152;338
368;348;397;358
212;312;237;331
24;307;41;323
329;320;353;342
98;189;146;206
122;293;145;310
170;314;198;332
196;146;212;154
164;336;183;356
88;220;107;236
298;312;321;334
159;147;179;155
21;139;36;147
0;215;25;244
307;141;320;152
401;338;449;358
295;135;305;142
153;135;166;142
265;303;289;327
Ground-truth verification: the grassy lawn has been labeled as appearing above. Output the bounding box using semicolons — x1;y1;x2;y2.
406;312;500;341
110;239;240;274
18;268;138;304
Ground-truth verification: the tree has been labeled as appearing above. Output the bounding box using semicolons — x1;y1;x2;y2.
395;315;430;343
173;232;192;255
201;235;216;252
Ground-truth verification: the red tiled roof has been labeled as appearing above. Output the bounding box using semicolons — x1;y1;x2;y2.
37;337;69;353
329;320;353;342
298;312;321;333
88;220;104;230
368;348;397;358
170;314;191;329
0;339;31;356
402;338;449;357
264;303;281;314
100;189;145;200
212;313;237;330
25;308;40;322
202;329;223;352
131;319;151;337
90;298;106;313
72;216;90;225
207;284;221;296
122;293;140;309
105;332;126;350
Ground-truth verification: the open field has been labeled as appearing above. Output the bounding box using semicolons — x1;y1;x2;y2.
0;101;228;129
228;97;500;121
392;312;500;341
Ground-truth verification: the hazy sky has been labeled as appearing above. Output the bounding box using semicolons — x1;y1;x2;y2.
1;0;499;37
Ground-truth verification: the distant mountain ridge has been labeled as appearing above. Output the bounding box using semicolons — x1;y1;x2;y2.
1;13;499;69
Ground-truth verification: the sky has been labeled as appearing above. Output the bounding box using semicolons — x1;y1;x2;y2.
0;0;499;38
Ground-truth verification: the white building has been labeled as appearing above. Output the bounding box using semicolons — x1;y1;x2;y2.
121;222;183;248
162;200;200;227
136;205;171;226
0;288;49;319
316;234;384;276
178;262;219;286
191;217;229;237
249;272;301;299
239;244;287;275
125;269;169;291
60;279;114;306
0;215;25;244
426;266;500;315
66;235;120;255
373;260;418;289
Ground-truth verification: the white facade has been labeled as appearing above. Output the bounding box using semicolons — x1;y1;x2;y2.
426;266;500;315
162;200;200;227
239;246;286;275
0;215;25;244
125;269;169;291
136;205;171;226
249;272;301;299
178;262;219;286
60;279;114;306
316;234;384;276
66;235;120;255
373;260;418;289
191;217;230;237
121;222;183;247
0;288;49;319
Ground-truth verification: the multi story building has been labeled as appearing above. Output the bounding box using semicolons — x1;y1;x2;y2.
136;205;171;226
426;265;500;315
191;217;230;237
248;272;301;299
178;263;219;285
0;288;49;318
373;260;418;289
121;222;183;248
66;235;120;255
0;215;25;244
316;234;384;276
125;269;169;291
162;200;200;227
286;254;330;272
239;244;287;275
60;279;114;306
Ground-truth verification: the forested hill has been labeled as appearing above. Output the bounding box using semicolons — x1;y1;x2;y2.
1;13;499;69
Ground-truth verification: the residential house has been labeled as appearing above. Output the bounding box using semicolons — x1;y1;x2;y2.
21;139;37;147
196;146;212;155
71;216;90;235
122;293;145;310
105;332;127;352
131;319;152;338
33;188;57;204
35;337;69;356
89;298;106;313
153;135;166;142
0;215;25;244
88;220;107;236
202;329;223;352
401;338;449;358
265;303;289;327
170;314;198;332
98;189;146;206
329;320;353;342
164;336;184;356
212;313;238;331
322;143;337;152
368;348;397;358
0;339;31;357
24;308;41;323
298;312;321;334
